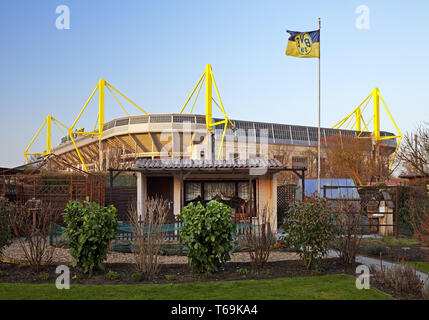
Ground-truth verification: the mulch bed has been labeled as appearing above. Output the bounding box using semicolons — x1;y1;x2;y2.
359;244;429;262
2;256;425;300
0;258;353;285
369;279;423;300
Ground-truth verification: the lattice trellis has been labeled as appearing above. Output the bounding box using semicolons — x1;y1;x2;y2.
277;184;297;225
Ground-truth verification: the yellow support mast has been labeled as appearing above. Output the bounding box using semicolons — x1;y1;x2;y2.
180;64;235;159
68;78;148;172
24;115;69;162
332;88;402;172
373;88;380;140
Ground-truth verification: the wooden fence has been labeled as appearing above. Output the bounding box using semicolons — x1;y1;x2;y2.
0;174;105;214
115;220;253;243
105;186;137;221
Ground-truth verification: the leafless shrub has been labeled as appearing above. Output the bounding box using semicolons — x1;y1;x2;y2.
243;205;274;273
331;199;363;266
423;279;429;300
370;256;424;298
9;200;61;272
128;197;169;277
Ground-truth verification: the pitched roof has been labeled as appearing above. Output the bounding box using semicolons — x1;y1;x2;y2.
135;158;283;170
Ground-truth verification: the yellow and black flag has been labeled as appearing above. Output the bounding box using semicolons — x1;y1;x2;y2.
286;30;320;58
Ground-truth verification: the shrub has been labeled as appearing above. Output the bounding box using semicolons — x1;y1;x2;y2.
362;242;388;257
0;197;12;257
282;196;336;270
128;197;169;277
406;185;429;243
331;200;363;266
243;205;274;273
273;240;285;249
416;214;429;246
39;272;50;281
0;270;8;277
263;269;272;277
9;200;60;271
371;260;423;298
131;272;143;282
165;274;177;281
72;273;84;280
105;270;119;281
236;268;248;276
178;200;235;274
64;199;118;275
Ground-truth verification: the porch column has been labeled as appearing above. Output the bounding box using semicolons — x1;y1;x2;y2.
173;174;183;217
136;172;147;220
272;173;278;231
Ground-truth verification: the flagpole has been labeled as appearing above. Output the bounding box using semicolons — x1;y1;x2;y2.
317;17;321;196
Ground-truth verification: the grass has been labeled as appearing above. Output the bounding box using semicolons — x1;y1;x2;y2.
361;237;420;246
404;261;429;274
0;274;390;300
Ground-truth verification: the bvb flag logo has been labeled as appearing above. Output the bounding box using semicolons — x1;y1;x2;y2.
285;29;320;58
295;33;313;55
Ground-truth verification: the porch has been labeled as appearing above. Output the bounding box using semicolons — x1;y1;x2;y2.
111;159;285;232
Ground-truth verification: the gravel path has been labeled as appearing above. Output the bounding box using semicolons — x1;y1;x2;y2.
2;241;299;265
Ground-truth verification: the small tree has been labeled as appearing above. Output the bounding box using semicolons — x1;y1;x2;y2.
128;197;169;277
243;204;274;273
64;199;118;274
178;200;235;275
0;197;12;258
9;200;60;271
282;196;336;270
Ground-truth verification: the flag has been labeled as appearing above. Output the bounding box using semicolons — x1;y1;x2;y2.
286;29;320;58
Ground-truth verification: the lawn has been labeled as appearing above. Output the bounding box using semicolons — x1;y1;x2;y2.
0;274;390;300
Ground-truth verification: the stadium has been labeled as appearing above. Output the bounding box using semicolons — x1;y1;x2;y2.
20;65;400;231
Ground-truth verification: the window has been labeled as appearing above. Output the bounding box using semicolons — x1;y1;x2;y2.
238;182;249;200
185;182;201;201
204;182;235;200
184;180;256;217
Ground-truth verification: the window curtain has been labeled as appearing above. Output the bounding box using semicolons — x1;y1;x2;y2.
237;182;249;200
204;182;235;201
185;182;202;201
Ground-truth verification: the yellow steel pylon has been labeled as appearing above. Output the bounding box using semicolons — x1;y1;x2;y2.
68;78;149;172
332;88;402;172
179;64;235;159
24;115;69;162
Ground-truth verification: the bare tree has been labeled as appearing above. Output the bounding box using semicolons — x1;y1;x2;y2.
128;197;169;277
324;134;393;185
9;200;61;272
106;147;123;170
397;123;429;177
243;204;274;273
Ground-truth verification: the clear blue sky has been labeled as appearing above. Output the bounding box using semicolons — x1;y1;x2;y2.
1;0;428;167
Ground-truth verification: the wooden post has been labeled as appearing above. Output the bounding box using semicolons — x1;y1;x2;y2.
301;168;305;201
395;186;399;239
249;176;253;218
